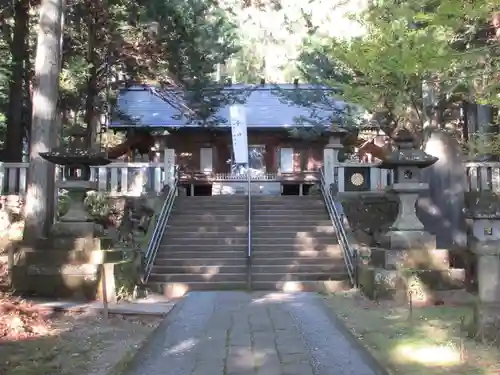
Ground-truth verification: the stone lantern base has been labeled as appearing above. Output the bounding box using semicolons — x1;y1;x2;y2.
10;182;125;301
358;216;465;303
468;240;500;339
359;243;465;304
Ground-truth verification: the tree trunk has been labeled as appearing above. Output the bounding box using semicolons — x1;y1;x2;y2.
23;0;64;242
84;4;98;151
4;0;30;162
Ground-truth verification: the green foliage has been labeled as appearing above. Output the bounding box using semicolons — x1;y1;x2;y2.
0;0;243;155
291;0;499;139
84;191;112;219
115;257;141;301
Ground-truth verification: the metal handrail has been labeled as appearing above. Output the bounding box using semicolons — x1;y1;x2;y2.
142;166;179;283
319;167;357;286
246;170;252;288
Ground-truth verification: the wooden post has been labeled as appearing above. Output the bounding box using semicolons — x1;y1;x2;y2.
101;264;109;320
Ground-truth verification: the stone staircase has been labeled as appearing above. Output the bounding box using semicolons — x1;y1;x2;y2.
148;196;249;295
251;196;350;291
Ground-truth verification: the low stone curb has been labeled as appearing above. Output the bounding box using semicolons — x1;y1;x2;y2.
27;296;177;317
319;293;393;375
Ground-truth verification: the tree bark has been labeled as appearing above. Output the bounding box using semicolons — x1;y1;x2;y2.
23;0;64;242
84;3;99;151
4;0;30;162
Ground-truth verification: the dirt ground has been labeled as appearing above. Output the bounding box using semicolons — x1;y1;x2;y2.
0;301;162;375
325;290;500;375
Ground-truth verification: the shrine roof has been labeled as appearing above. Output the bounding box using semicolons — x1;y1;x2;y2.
109;83;356;129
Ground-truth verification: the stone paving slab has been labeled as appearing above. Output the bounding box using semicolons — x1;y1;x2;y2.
122;291;383;375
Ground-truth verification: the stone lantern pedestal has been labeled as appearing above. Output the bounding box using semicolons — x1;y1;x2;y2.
466;193;500;339
11;149;125;301
359;131;464;302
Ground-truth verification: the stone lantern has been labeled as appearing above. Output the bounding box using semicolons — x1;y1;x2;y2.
377;129;438;242
466;192;500;339
11;131;125;301
361;130;463;302
323;125;349;190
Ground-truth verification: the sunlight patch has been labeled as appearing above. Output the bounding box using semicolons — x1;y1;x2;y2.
163;338;198;355
393;343;461;366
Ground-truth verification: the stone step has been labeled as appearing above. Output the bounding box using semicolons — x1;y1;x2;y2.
252;224;334;233
251;237;338;246
252;196;321;202
156;249;246;258
251;272;348;283
154;258;246;267
251;219;333;226
251;213;327;218
172;209;246;215
252;248;343;259
151;264;246;274
251;229;335;238
176;196;247;201
251;280;351;292
169;215;247;223
148;281;248;297
174;202;247;207
174;200;247;205
251;264;345;274
159;243;247;251
148;273;247;283
165;231;249;239
252;203;324;208
165;237;247;246
252;244;342;253
251;257;342;266
165;224;248;232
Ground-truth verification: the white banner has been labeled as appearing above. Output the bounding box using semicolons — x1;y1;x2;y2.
230;104;248;164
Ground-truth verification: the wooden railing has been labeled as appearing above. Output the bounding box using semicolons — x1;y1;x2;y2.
0;162;169;196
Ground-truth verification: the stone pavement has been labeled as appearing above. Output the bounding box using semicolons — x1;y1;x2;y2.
123;291;382;375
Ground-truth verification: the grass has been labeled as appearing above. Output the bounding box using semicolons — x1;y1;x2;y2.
324;291;500;375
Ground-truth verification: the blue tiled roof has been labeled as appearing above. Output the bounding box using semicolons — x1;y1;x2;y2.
110;83;349;128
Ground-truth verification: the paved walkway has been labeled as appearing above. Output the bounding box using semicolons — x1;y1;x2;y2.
123;292;381;375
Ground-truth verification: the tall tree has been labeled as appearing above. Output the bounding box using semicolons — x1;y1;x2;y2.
290;0;492;142
23;0;64;241
142;0;244;125
4;0;30;162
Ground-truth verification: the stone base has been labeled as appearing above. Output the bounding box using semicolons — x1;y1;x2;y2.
370;247;450;270
359;265;466;304
11;263;99;299
469;302;500;342
50;221;102;238
378;230;436;250
11;261;120;302
10;244;126;301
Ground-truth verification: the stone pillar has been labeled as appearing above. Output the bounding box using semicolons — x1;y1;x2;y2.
164;148;176;189
468;197;500;338
323;135;343;188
